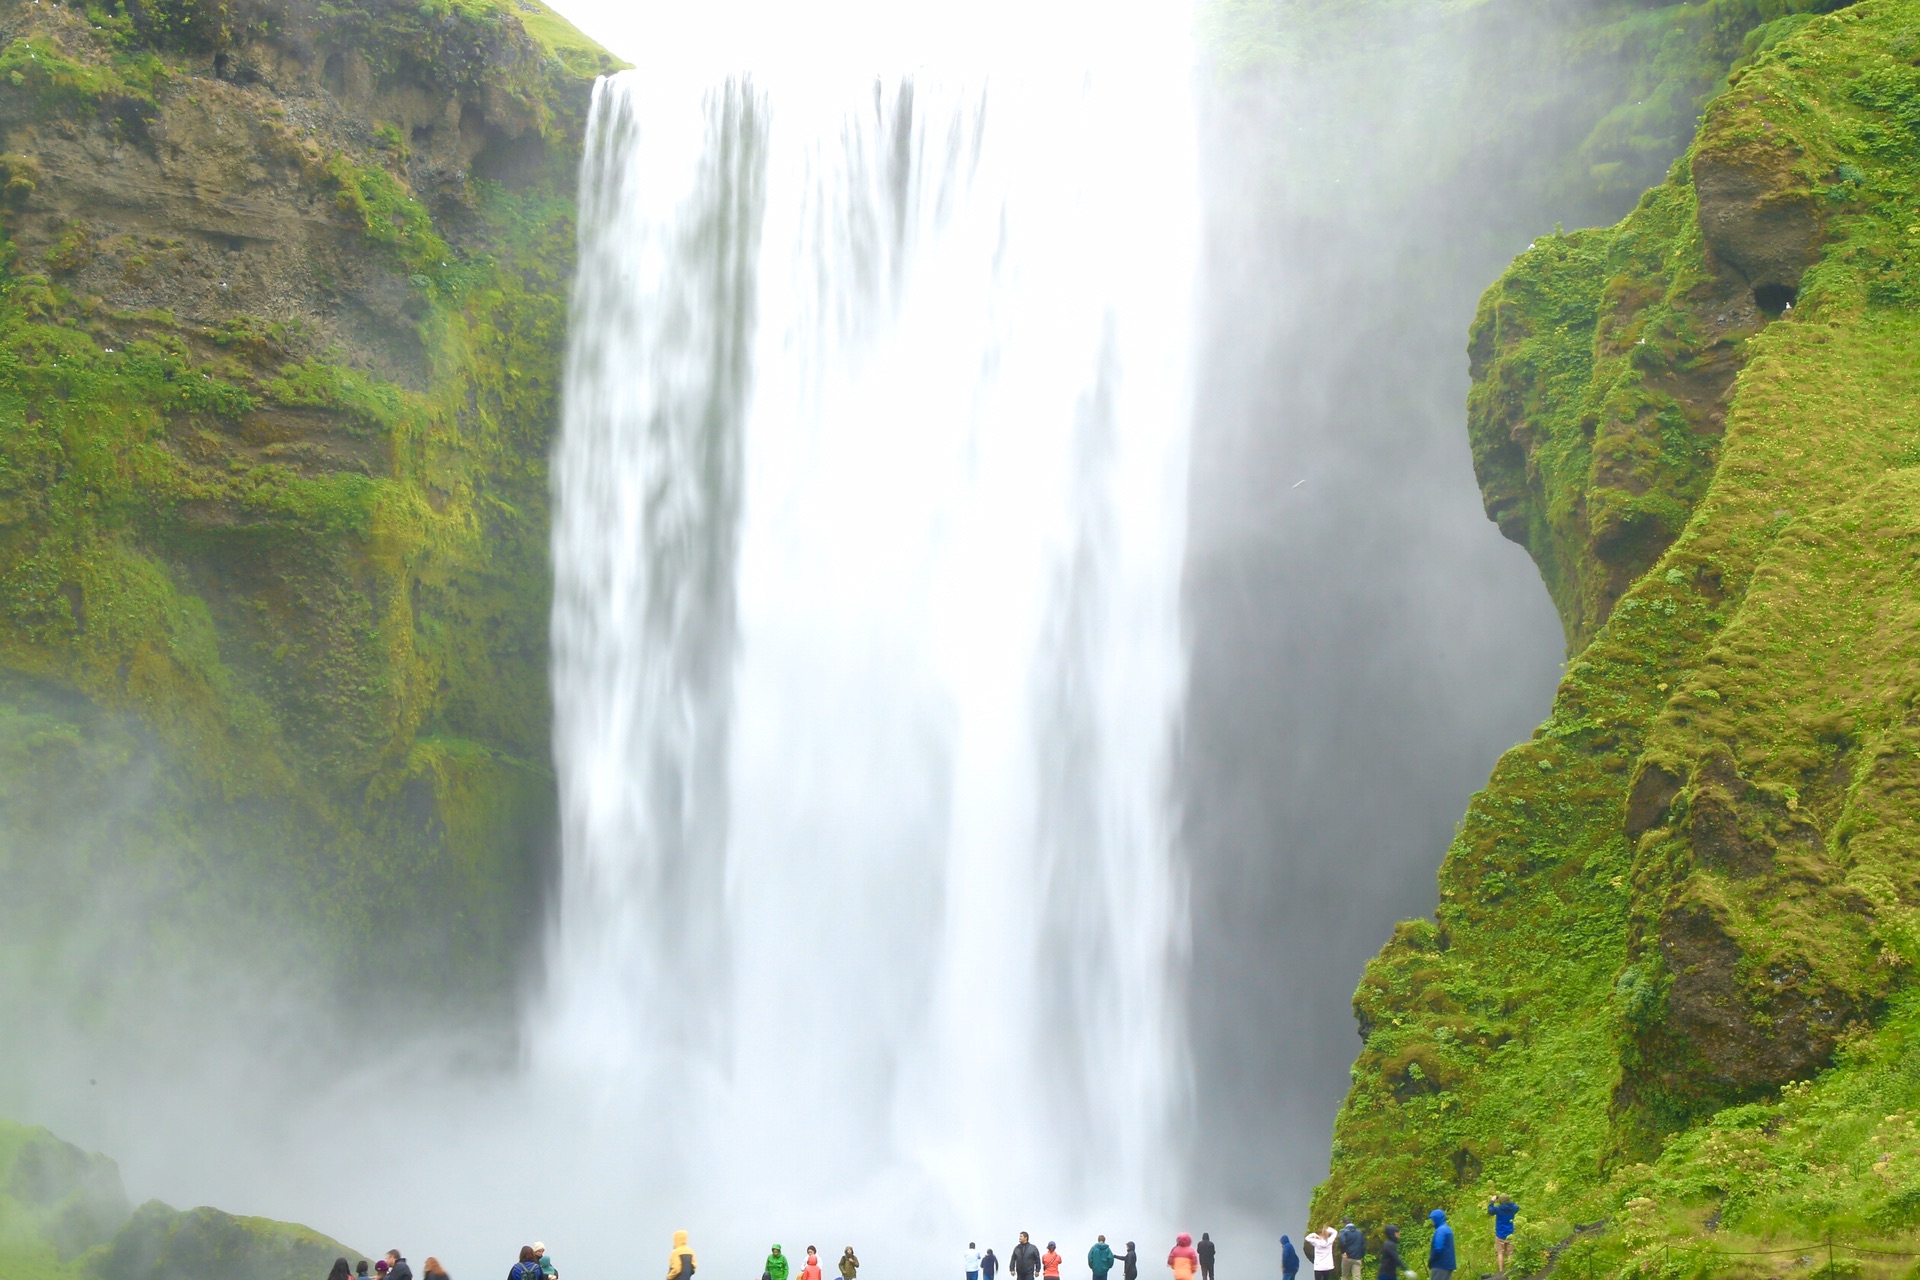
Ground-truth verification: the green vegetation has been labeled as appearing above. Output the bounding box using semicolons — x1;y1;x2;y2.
0;1116;360;1280
0;0;606;1009
1321;1;1920;1273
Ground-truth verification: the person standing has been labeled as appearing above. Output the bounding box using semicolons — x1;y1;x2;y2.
1195;1235;1214;1280
1426;1212;1455;1280
329;1260;352;1280
1278;1238;1298;1280
667;1232;697;1280
534;1245;557;1280
1487;1195;1518;1276
422;1259;450;1280
983;1249;1000;1280
967;1244;982;1280
510;1248;541;1280
766;1245;790;1280
1011;1234;1042;1280
1166;1235;1198;1280
1043;1243;1063;1280
388;1252;414;1280
1122;1243;1139;1280
801;1246;823;1280
1374;1228;1399;1280
1337;1222;1364;1280
1089;1236;1115;1280
1305;1228;1336;1280
839;1247;859;1280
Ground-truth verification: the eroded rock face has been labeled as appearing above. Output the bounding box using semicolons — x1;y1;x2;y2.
1693;145;1823;312
1657;900;1858;1094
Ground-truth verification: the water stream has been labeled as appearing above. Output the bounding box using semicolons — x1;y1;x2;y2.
546;12;1199;1233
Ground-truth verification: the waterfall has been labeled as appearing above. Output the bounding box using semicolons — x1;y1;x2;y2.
546;7;1198;1235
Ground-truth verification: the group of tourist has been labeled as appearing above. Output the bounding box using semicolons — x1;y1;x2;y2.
1282;1194;1520;1280
320;1193;1518;1280
327;1251;453;1280
957;1231;1213;1280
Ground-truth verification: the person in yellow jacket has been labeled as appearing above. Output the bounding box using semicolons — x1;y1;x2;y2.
667;1231;697;1280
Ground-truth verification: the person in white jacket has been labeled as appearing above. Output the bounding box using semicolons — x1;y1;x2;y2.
967;1244;984;1280
1306;1228;1337;1278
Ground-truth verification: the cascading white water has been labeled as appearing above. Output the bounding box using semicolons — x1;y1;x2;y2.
547;0;1198;1238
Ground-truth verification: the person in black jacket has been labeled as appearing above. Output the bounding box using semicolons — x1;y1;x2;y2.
1011;1235;1043;1280
1196;1236;1214;1280
1122;1244;1138;1280
387;1252;414;1280
1374;1228;1399;1280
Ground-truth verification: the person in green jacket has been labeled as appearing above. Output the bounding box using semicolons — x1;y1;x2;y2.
838;1249;859;1280
1089;1237;1116;1280
766;1247;789;1280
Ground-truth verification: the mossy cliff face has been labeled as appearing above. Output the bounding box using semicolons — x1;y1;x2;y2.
0;0;616;1012
1323;0;1920;1271
0;1116;358;1280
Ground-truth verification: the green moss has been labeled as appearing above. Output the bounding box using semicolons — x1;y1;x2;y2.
0;0;593;1007
1324;2;1920;1271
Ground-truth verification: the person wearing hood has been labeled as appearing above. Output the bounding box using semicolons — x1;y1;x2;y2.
1166;1235;1199;1280
801;1246;823;1280
667;1233;696;1280
1375;1228;1400;1280
1195;1235;1214;1280
1089;1236;1115;1280
1426;1212;1455;1280
1337;1222;1364;1280
1012;1235;1043;1280
839;1247;859;1280
983;1250;1000;1280
1279;1237;1299;1280
534;1245;557;1280
1122;1243;1139;1280
766;1246;790;1280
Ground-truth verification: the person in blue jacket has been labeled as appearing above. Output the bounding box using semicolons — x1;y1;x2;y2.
1278;1237;1299;1280
1426;1211;1455;1280
1487;1195;1518;1276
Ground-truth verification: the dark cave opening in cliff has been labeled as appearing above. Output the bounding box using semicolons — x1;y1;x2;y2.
1755;282;1798;316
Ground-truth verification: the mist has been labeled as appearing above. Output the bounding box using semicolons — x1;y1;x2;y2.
0;0;1711;1275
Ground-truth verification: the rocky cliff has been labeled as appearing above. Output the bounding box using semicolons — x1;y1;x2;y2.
0;1117;356;1280
1321;0;1920;1272
0;0;616;1017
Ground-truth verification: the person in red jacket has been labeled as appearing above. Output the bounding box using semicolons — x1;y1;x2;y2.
1043;1244;1063;1279
800;1248;823;1280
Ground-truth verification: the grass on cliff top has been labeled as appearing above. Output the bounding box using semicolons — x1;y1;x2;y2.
1319;1;1920;1274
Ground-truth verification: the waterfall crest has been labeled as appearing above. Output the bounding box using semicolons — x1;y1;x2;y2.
546;18;1198;1232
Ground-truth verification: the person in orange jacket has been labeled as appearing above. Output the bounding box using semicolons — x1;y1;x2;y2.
1167;1236;1199;1280
1043;1244;1063;1280
800;1248;823;1280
